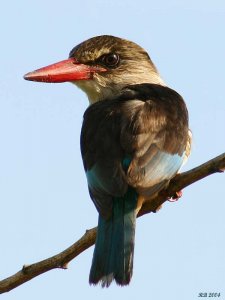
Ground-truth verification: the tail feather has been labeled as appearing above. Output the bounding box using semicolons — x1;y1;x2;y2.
89;188;137;287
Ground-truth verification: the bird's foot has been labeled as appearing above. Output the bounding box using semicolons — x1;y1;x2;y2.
167;190;183;202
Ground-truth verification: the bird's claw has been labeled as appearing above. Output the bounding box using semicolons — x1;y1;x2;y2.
168;190;183;202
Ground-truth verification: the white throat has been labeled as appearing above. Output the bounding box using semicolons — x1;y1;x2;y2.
73;72;166;104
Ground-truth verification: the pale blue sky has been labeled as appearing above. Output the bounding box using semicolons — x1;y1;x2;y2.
1;1;225;299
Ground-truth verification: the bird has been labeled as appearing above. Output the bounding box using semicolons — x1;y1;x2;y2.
24;35;191;287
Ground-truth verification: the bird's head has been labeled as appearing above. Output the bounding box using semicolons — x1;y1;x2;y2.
24;35;164;103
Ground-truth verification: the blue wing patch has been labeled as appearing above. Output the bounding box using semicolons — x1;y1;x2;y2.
128;150;185;198
86;162;127;197
144;151;184;182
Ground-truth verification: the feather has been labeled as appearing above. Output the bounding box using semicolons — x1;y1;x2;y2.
89;187;137;287
81;83;190;286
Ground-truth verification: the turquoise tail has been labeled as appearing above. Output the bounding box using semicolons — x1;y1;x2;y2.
89;188;137;287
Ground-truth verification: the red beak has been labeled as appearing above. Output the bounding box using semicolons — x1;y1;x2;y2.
24;58;106;83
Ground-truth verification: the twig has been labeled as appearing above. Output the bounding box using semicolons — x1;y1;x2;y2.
0;152;224;294
138;152;225;216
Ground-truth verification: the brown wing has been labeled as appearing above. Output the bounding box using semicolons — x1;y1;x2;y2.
81;84;189;217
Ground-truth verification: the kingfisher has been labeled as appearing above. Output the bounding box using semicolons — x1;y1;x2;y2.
24;35;191;287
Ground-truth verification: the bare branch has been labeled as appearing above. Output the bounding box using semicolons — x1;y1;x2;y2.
0;152;224;294
0;228;97;294
138;152;225;216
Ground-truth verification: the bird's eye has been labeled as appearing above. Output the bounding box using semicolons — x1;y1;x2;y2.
101;53;120;68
